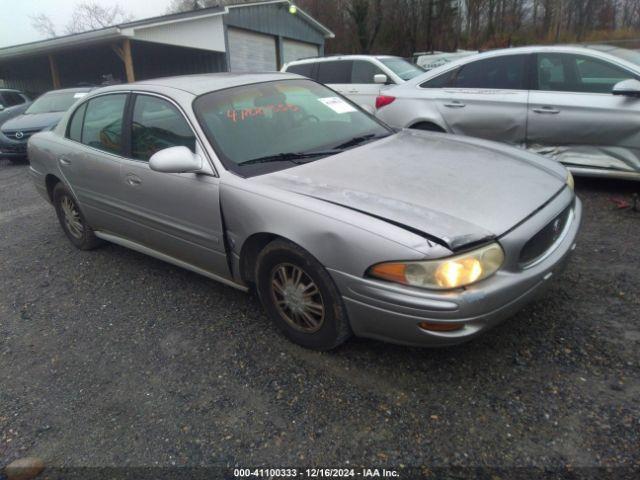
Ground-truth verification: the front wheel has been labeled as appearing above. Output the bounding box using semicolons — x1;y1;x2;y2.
256;240;352;350
53;183;102;250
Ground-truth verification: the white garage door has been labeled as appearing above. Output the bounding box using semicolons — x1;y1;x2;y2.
228;28;277;72
282;39;319;64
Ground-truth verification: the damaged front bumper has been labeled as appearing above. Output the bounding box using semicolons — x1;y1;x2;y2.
329;188;582;347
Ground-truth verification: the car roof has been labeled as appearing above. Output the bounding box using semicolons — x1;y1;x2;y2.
113;72;303;96
405;44;640;85
42;86;95;95
286;54;401;65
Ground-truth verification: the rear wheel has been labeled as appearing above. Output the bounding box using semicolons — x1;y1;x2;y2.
256;240;352;350
53;183;102;250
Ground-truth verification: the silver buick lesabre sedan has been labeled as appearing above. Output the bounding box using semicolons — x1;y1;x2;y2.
28;73;581;350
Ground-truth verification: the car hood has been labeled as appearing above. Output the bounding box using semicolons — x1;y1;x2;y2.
1;112;63;132
256;130;567;250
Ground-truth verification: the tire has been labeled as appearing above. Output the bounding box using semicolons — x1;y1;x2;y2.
52;182;102;250
255;239;352;350
411;122;446;133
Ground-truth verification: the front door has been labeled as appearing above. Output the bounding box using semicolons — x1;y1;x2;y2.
526;52;640;173
118;93;229;278
434;54;529;144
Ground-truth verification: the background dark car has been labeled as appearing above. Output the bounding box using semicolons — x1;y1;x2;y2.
0;87;92;161
0;88;31;128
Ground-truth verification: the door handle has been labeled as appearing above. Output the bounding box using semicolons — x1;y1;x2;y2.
532;107;560;114
444;101;466;108
59;157;71;166
125;174;142;186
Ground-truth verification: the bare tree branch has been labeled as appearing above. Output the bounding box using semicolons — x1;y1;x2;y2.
29;13;57;39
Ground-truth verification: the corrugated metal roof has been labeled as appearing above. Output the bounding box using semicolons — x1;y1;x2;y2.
0;2;332;61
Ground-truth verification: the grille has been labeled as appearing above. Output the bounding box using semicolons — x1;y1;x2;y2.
3;130;38;141
519;204;572;266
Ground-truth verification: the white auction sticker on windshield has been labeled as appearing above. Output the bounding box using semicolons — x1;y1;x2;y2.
74;93;88;98
318;97;357;114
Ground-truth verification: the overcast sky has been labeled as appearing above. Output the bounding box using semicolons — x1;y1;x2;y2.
0;0;173;48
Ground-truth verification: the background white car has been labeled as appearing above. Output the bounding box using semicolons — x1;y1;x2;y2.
282;55;424;110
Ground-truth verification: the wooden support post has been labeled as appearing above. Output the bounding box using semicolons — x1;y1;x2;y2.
48;54;61;89
112;39;135;83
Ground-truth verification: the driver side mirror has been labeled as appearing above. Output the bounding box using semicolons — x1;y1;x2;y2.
149;146;203;174
612;79;640;98
374;74;389;85
0;104;4;111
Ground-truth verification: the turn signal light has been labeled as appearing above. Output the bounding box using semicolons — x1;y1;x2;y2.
418;322;464;332
375;95;396;109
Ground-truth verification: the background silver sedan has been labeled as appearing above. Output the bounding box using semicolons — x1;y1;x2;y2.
376;45;640;180
28;73;580;350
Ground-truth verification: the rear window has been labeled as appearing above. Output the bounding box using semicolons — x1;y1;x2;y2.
317;60;352;84
286;62;315;79
453;55;527;90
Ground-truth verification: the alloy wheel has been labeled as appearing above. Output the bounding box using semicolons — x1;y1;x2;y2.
60;195;84;239
270;263;325;333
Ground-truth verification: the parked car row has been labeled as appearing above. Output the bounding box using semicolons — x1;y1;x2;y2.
0;87;92;160
284;46;640;180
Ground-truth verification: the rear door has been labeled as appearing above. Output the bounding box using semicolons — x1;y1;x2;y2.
527;52;640;173
434;54;529;144
118;93;229;277
60;93;129;235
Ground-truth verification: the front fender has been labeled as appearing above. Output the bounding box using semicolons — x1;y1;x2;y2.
220;178;449;284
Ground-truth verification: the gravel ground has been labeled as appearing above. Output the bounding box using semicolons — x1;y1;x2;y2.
1;158;639;478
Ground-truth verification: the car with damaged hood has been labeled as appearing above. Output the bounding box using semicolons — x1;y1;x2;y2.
0;87;92;160
27;73;581;350
375;44;640;180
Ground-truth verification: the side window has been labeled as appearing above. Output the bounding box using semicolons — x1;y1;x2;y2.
317;60;352;84
537;54;566;91
67;103;87;142
286;62;315;79
350;60;384;84
2;92;25;106
131;95;196;162
537;53;636;93
453;55;526;90
420;69;457;88
81;94;127;155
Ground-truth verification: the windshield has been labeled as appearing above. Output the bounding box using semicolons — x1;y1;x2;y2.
379;58;425;80
194;79;390;176
25;91;86;114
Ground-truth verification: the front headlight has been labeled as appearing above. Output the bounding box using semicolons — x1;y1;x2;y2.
566;171;574;191
368;242;504;290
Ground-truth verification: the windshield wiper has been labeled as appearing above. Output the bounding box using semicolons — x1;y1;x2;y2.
238;150;340;166
333;133;389;150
